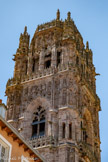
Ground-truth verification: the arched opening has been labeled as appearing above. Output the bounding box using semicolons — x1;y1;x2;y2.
69;123;72;139
44;53;51;69
35;57;39;71
62;123;65;138
57;51;61;66
32;59;35;72
32;106;45;138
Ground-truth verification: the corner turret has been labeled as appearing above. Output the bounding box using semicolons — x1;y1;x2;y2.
13;26;30;79
17;26;30;54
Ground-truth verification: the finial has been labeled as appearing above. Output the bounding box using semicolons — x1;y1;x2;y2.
56;9;60;21
24;26;27;34
67;12;71;21
86;41;89;50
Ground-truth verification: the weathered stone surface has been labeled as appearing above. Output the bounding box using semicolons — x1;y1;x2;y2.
6;10;101;162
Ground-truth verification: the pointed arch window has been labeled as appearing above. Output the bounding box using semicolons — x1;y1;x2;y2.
32;106;45;138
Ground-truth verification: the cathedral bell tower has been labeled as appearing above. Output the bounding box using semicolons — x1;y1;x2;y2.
6;10;101;162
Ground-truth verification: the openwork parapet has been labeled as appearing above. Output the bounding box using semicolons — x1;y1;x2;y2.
29;136;58;148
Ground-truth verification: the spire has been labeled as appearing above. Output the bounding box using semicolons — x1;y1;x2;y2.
56;9;60;21
86;41;89;50
67;12;71;21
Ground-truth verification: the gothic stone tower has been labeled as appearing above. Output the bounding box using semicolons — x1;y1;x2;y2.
6;10;101;162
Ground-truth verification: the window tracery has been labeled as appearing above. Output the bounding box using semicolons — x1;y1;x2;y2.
32;106;45;138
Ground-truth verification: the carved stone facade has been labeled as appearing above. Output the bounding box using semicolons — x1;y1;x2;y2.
6;10;101;162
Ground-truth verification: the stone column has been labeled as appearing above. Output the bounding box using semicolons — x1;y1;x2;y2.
66;122;69;139
72;122;75;140
39;48;45;71
59;121;62;140
51;44;57;68
62;46;68;66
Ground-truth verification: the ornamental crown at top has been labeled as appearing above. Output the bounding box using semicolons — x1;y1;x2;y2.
35;9;78;33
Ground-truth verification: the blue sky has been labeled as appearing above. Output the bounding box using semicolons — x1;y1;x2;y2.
0;0;108;161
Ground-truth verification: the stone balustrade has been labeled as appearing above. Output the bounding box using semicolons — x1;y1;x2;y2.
36;20;64;32
6;63;69;87
29;136;58;148
21;63;69;83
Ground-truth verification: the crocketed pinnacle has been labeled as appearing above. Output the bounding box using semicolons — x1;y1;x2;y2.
67;12;71;21
56;9;60;21
86;41;89;50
